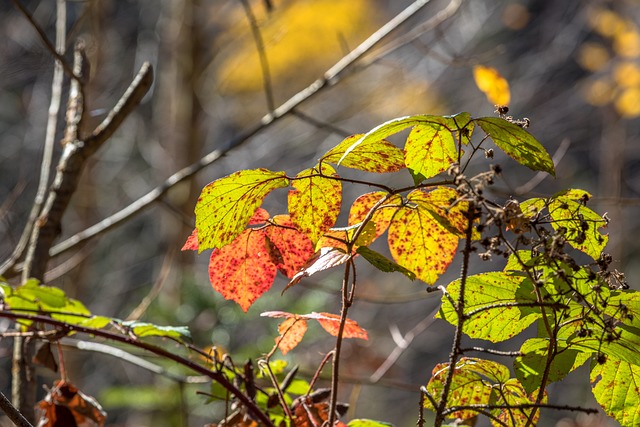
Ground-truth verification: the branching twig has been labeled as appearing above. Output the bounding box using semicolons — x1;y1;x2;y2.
39;0;439;266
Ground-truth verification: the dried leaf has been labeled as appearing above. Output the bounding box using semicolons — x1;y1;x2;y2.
276;317;308;355
36;380;106;427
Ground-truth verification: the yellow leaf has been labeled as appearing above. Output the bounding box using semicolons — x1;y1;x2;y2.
473;65;511;106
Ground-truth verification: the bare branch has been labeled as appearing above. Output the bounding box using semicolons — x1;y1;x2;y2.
0;391;33;427
44;0;439;262
239;0;275;111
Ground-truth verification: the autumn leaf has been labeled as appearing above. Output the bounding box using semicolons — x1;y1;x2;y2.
306;312;369;340
348;192;402;240
388;188;463;285
209;229;277;312
276;317;308;355
266;214;314;277
285;247;351;292
195;169;289;252
473;65;511;106
36;380;106;427
289;163;342;245
322;134;406;173
182;228;199;251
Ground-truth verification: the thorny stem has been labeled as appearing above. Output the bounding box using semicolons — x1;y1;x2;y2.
328;257;355;427
434;203;475;427
0;311;276;427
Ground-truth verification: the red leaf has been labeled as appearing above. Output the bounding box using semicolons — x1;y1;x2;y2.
306;312;368;340
182;229;199;251
266;215;314;278
348;192;402;240
209;229;277;312
248;207;270;225
275;317;308;355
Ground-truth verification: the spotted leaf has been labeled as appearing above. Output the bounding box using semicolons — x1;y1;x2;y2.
288;163;342;245
275;317;308;355
387;188;462;285
322;134;405;173
195;169;289;252
265;215;315;278
404;120;457;183
208;229;276;312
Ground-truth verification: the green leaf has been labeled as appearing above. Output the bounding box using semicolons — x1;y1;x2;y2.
337;113;472;167
79;316;112;329
348;419;395;427
195;169;289;252
122;321;191;340
322;134;406;173
356;246;416;280
288;163;342;245
591;357;640;426
515;338;591;394
476;117;555;176
491;378;542;426
438;272;542;342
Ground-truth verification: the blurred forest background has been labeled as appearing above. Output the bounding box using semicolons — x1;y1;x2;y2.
0;0;639;426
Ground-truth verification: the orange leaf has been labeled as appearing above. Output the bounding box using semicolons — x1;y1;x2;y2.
388;189;461;285
305;312;368;340
209;229;277;312
182;228;199;251
348;192;402;240
266;215;315;278
276;317;308;355
36;380;106;427
473;65;511;106
288;163;342;245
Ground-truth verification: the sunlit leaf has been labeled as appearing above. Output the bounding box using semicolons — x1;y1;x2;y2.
388;189;462;285
591;357;640;426
515;338;591;394
404;120;457;182
438;272;542;342
492;378;543;426
122;321;191;340
181;228;199;251
289;163;342;245
348;192;402;241
473;65;511;106
356;247;416;280
209;229;277;312
285;247;351;291
195;169;289;252
276;317;308;355
306;312;368;340
425;358;494;421
476;117;555;176
266;215;314;278
322;134;406;173
348;419;395;427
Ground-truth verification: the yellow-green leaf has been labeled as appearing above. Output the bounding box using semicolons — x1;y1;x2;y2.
288;163;342;245
322;134;405;173
591;357;640;426
477;117;555;176
404;122;457;182
387;189;462;285
195;169;289;252
437;272;542;342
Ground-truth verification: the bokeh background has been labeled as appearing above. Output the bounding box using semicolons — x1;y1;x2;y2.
1;0;639;426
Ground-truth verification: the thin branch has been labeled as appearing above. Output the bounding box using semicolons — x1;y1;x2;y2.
291;109;352;138
442;403;599;416
370;305;440;383
459;347;522;357
39;0;437;265
10;0;78;81
0;391;33;427
20;61;153;281
0;0;67;277
239;0;275;111
0;310;275;427
125;248;174;321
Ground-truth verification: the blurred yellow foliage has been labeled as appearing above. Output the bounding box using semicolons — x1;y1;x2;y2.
473;65;511;106
216;0;378;93
580;5;640;118
577;42;610;72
